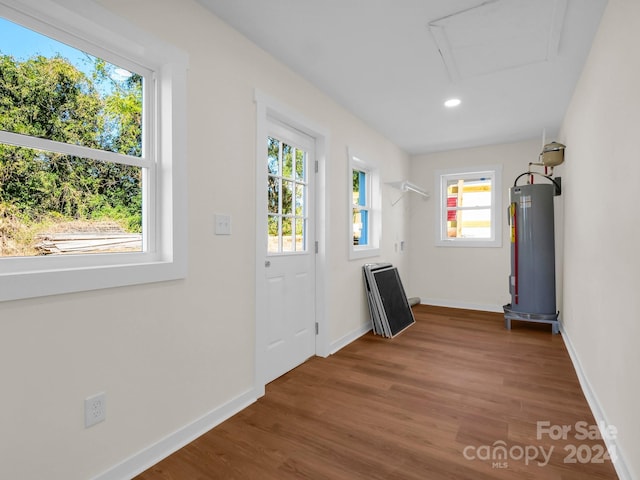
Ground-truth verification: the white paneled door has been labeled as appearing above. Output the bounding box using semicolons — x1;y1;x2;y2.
261;119;316;384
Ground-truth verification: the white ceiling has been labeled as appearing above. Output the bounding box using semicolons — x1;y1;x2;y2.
196;0;608;155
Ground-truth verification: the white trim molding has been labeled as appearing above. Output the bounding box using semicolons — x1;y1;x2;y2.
254;89;331;391
90;388;259;480
329;322;372;355
421;298;504;313
560;324;634;480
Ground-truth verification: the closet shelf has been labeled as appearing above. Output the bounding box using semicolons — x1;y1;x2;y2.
386;181;429;199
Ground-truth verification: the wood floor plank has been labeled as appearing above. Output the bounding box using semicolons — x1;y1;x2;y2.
135;305;618;480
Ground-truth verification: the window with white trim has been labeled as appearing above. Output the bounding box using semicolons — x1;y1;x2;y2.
349;150;380;259
435;166;502;247
352;169;370;246
0;0;187;301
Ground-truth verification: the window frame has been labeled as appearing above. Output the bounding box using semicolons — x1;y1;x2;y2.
352;169;370;246
0;0;188;301
266;119;313;256
348;149;380;259
435;165;502;248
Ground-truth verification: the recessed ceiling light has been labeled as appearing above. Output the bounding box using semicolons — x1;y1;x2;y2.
444;98;461;108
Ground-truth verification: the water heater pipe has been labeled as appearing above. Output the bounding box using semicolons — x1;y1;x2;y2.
513;172;561;192
513;204;519;304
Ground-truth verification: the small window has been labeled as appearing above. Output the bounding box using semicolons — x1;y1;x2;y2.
352;169;370;246
349;150;380;259
435;166;502;247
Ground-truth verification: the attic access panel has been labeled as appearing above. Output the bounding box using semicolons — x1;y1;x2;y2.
429;0;567;80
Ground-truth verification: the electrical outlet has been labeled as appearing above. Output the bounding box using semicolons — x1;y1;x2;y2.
85;392;106;428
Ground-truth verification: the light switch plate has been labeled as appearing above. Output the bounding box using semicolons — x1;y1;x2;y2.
215;214;231;235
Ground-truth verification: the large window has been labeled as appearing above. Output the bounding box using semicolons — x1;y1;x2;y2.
435;166;502;247
0;17;145;257
349;150;380;259
0;0;187;301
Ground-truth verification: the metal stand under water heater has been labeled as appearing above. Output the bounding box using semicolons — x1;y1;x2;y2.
503;142;565;334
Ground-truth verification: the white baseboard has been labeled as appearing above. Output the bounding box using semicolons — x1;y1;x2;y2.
94;320;372;480
329;322;372;355
91;387;259;480
559;323;633;480
421;297;503;313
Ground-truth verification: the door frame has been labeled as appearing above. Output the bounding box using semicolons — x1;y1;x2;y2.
254;89;330;397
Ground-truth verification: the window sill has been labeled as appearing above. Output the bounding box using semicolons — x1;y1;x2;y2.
349;247;380;260
0;256;187;302
435;239;502;248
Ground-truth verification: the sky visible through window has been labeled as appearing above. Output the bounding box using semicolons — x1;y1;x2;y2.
1;17;95;73
0;17;133;88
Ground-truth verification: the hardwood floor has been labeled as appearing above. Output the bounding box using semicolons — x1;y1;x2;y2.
135;305;618;480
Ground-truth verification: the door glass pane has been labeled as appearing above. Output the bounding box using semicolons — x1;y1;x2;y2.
282;180;293;215
268;215;279;253
282;144;293;179
295;149;305;181
267;134;308;254
295;184;304;216
295;217;305;251
267;137;280;175
267;176;279;214
282;217;293;252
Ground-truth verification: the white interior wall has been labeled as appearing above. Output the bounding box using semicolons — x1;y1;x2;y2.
409;139;548;312
6;0;638;478
0;1;410;478
326;137;411;349
559;0;640;477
